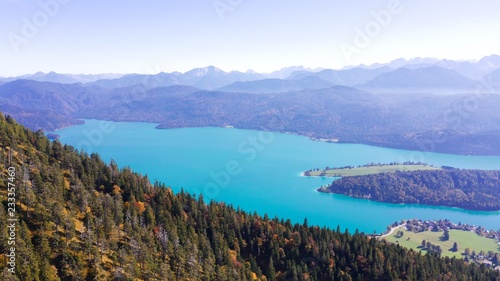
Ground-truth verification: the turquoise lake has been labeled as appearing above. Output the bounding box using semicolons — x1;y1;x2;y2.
52;120;500;233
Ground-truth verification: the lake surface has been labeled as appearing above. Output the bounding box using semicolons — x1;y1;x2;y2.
52;120;500;233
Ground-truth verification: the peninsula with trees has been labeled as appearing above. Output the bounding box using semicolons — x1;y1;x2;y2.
305;163;500;211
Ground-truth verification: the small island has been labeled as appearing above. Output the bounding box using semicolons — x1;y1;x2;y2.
304;162;500;211
379;219;500;268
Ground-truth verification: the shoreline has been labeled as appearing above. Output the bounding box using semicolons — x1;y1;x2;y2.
316;188;500;213
379;224;406;238
48;121;500;157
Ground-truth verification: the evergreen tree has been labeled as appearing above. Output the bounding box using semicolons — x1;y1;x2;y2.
267;257;276;281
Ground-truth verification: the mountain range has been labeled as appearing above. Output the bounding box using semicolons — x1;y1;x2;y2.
3;55;499;93
354;55;500;79
0;71;123;84
1;55;500;155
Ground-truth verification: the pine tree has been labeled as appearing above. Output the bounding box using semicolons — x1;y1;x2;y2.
267;257;276;281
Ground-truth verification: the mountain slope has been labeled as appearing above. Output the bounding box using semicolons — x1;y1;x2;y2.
289;67;392;86
89;72;182;89
484;68;500;92
359;55;500;79
182;66;264;89
1;114;499;280
90;66;264;90
360;66;479;93
0;80;84;111
217;76;334;93
3;72;125;84
0;80;89;130
266;65;319;79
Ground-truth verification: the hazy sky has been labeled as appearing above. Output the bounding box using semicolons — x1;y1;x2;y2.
1;0;499;76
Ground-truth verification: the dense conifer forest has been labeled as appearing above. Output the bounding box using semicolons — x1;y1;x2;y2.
320;169;500;211
1;113;499;280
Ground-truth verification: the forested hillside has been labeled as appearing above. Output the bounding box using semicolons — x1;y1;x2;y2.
1;113;499;280
320;169;500;211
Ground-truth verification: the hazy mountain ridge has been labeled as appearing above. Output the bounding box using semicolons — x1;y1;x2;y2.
217;76;334;93
88;66;265;90
358;66;480;93
287;66;393;86
7;55;500;92
2;56;500;155
358;55;500;79
83;55;500;93
2;71;125;84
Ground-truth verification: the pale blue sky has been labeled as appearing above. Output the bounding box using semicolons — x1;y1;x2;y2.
1;0;499;76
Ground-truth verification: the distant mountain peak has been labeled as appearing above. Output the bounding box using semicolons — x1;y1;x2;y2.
185;66;223;77
359;65;478;92
275;65;313;72
266;66;318;79
480;54;500;60
478;54;500;67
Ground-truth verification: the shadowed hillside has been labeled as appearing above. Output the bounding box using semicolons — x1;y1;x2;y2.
1;77;500;155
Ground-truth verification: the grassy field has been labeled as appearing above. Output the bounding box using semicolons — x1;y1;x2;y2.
307;164;440;177
383;229;500;258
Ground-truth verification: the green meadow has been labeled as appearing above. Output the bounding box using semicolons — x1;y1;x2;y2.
308;164;440;177
383;229;500;258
